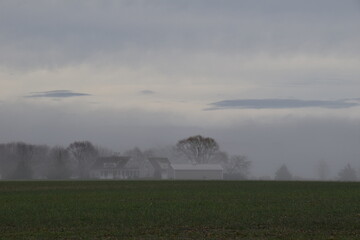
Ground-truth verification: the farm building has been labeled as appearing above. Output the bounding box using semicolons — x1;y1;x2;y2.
89;156;139;180
170;164;223;180
148;157;172;179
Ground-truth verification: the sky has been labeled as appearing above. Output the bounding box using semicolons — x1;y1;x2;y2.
1;0;360;178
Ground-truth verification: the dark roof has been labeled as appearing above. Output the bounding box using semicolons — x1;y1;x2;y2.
148;157;171;170
90;156;130;170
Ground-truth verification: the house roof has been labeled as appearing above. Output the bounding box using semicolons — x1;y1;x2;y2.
90;156;130;170
148;157;171;170
171;164;223;171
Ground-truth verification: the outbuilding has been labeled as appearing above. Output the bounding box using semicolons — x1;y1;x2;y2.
170;164;223;180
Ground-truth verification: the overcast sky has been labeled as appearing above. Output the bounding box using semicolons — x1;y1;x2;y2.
1;0;359;178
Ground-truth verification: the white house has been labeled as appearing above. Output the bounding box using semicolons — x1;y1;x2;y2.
170;164;223;180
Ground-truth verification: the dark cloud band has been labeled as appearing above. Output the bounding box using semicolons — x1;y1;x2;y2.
140;90;155;95
25;90;91;98
207;98;360;110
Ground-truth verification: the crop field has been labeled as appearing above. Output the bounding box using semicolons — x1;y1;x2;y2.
1;181;360;240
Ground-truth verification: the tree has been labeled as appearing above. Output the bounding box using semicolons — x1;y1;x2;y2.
316;160;330;181
10;142;35;179
225;155;251;180
47;147;72;179
95;145;114;157
67;141;98;178
338;163;357;181
274;164;292;181
143;145;186;163
212;151;229;164
0;143;18;178
11;159;33;179
176;135;219;164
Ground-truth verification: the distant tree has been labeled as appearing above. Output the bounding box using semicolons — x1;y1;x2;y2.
95;145;114;157
338;163;357;181
0;142;51;179
11;160;32;179
316;160;330;181
176;135;219;164
9;142;35;179
225;155;251;180
143;145;186;163
0;143;17;178
211;151;229;164
275;164;292;181
47;147;72;179
30;144;51;179
67;141;98;178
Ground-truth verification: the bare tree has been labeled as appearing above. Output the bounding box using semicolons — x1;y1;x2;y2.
0;143;50;179
338;163;357;181
316;160;330;181
211;151;229;164
67;141;98;178
0;143;17;178
10;142;35;179
274;164;292;181
95;145;114;157
143;145;186;163
176;135;219;164
225;155;251;180
47;147;72;179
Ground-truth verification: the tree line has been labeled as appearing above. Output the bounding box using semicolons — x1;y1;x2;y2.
274;163;358;181
0;135;250;180
0;135;357;181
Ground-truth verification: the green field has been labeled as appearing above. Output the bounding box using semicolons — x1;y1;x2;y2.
1;181;360;239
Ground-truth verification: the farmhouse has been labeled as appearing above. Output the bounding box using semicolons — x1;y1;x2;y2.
170;164;223;180
148;157;172;179
89;156;139;179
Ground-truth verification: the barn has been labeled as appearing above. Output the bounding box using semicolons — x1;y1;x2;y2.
170;164;223;180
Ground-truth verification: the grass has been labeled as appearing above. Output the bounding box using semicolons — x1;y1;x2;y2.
1;181;360;239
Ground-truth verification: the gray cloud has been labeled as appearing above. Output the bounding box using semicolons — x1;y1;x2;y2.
208;98;360;110
25;90;91;98
0;1;359;70
140;90;156;95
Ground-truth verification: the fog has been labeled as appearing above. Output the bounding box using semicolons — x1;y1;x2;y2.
0;1;359;180
0;102;359;180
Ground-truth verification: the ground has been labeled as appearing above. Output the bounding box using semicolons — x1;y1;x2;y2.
1;181;360;239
